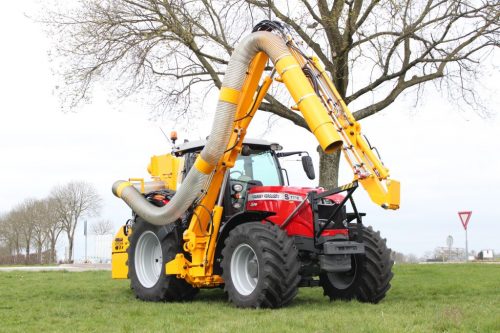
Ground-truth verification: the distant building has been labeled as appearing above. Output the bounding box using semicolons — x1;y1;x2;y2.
477;249;494;260
432;247;465;262
94;234;113;262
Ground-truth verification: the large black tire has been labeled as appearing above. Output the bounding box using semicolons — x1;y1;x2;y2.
221;222;300;308
128;217;198;301
320;224;393;303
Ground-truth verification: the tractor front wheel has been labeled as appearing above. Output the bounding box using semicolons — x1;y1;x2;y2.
320;224;393;303
221;222;300;308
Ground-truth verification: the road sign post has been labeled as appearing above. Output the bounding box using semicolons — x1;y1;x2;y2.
84;220;88;263
458;211;472;261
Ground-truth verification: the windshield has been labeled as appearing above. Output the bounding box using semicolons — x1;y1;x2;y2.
231;151;282;186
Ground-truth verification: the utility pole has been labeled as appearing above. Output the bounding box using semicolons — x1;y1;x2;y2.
84;220;88;263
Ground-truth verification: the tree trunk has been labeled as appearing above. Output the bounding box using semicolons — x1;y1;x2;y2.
25;245;30;265
37;244;43;264
66;231;73;264
317;146;341;190
50;239;57;263
15;236;20;261
67;234;74;263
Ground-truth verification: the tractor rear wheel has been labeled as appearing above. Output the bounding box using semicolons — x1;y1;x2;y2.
320;224;393;303
128;217;198;301
221;222;300;308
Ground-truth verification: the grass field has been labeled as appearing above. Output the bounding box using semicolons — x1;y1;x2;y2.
0;264;498;333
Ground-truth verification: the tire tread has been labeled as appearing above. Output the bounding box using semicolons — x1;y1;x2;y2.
128;218;198;302
320;223;393;303
221;222;300;308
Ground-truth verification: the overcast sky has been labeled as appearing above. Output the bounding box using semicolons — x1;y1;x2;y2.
1;2;499;260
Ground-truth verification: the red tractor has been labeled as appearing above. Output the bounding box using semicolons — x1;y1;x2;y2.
113;138;393;307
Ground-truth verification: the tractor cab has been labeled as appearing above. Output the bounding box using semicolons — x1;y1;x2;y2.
172;138;314;220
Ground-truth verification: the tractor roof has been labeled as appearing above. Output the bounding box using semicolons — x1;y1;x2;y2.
173;138;274;155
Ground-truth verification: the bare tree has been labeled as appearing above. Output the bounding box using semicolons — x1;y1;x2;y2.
391;250;407;263
31;198;65;264
0;224;10;257
42;198;65;263
0;199;64;265
43;0;499;187
30;200;50;264
406;254;419;263
51;181;101;263
0;214;6;248
0;212;21;257
11;199;39;264
91;219;114;236
0;214;17;259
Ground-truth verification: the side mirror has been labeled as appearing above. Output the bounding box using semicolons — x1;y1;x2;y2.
301;155;315;180
241;145;252;156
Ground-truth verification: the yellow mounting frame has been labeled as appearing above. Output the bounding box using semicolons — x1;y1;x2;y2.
166;52;272;287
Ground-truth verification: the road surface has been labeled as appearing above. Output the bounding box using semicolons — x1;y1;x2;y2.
0;263;111;272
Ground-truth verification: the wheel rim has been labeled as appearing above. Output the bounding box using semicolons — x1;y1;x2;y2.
230;243;259;296
135;231;163;288
327;255;357;289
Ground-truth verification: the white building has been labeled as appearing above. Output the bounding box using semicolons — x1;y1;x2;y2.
477;249;494;260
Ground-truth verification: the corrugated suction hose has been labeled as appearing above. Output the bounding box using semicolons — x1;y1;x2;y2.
112;31;291;225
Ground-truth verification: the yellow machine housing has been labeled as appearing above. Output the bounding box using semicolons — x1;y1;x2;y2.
112;153;182;278
147;153;180;190
111;225;132;279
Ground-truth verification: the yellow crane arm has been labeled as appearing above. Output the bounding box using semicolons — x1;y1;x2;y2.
304;54;401;210
166;30;399;286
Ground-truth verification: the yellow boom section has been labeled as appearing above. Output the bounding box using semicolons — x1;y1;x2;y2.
284;42;400;210
305;55;400;210
166;53;272;286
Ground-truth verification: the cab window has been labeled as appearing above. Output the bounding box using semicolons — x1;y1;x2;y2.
231;151;282;186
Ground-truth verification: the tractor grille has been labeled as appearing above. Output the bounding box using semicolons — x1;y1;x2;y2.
317;203;347;229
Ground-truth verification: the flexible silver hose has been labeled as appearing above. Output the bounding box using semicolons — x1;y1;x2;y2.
112;31;290;226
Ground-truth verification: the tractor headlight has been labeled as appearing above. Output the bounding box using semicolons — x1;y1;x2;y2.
232;184;243;192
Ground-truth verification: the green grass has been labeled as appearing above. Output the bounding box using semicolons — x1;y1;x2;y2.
0;264;498;333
